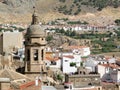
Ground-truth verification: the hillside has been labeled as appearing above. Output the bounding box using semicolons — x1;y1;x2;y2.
47;34;80;48
0;0;120;25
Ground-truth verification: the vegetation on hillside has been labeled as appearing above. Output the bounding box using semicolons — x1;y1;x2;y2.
46;35;53;41
56;0;120;15
67;21;88;25
115;19;120;25
82;0;120;10
47;18;88;25
48;27;120;54
0;26;25;32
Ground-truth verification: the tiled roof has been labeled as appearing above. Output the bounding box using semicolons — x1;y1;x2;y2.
10;81;41;90
19;80;41;90
100;64;120;69
63;55;74;59
0;69;31;81
101;81;115;85
0;69;33;90
46;57;59;61
105;57;111;60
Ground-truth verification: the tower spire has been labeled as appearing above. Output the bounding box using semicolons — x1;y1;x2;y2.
31;6;39;25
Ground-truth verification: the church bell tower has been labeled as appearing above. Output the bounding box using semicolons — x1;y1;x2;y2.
24;8;47;79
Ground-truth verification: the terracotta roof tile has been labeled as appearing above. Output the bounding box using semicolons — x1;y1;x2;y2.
63;55;74;59
100;64;120;69
46;57;59;61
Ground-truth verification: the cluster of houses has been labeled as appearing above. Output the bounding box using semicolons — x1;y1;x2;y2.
45;45;120;77
45;46;90;74
0;11;120;90
45;45;120;90
45;24;118;33
0;28;120;90
0;24;27;31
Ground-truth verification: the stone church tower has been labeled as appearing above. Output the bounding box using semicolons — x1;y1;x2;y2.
24;10;47;80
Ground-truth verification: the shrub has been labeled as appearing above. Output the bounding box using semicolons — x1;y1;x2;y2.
59;0;66;3
115;19;120;25
46;35;53;41
57;74;63;81
70;62;76;67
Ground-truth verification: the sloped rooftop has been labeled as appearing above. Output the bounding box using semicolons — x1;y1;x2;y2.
0;69;31;81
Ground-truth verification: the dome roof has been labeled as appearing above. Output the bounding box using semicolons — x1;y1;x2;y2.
26;9;45;37
27;24;45;37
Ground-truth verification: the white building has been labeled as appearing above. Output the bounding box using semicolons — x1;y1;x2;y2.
62;50;82;74
84;57;97;72
108;58;116;64
45;51;82;74
84;56;116;72
45;47;83;74
62;55;77;74
42;86;57;90
65;46;90;57
97;63;120;83
45;57;61;69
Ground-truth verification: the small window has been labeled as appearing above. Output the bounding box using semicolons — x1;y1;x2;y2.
65;60;68;62
42;38;44;40
27;38;30;41
64;85;69;89
33;49;38;61
83;71;86;75
98;88;100;90
27;49;30;61
51;61;56;65
80;71;82;74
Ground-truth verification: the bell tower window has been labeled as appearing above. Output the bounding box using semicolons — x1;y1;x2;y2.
27;49;30;61
42;38;44;40
27;38;30;42
33;49;38;61
41;49;44;60
27;49;30;71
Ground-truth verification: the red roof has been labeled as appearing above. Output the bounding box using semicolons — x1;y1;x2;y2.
100;64;120;69
63;55;74;59
105;57;111;60
46;57;59;61
101;81;115;85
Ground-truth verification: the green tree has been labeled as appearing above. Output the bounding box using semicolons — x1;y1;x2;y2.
59;0;66;2
115;19;120;25
46;35;53;41
70;31;76;37
57;74;63;81
70;62;76;66
80;62;83;67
